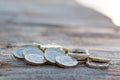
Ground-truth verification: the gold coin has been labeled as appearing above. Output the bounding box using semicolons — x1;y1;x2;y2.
89;56;110;63
86;58;109;69
56;55;78;68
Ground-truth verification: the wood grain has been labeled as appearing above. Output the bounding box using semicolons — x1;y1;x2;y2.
0;0;120;80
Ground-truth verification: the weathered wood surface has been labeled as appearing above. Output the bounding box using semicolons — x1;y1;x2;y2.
0;0;120;80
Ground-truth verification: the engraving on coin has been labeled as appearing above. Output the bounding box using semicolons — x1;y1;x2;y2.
24;54;47;65
56;55;78;68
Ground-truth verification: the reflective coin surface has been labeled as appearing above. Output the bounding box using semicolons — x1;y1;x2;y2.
24;54;47;65
23;47;44;56
44;48;65;63
56;55;78;68
13;47;25;59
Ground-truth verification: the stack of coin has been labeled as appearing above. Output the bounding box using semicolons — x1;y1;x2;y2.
68;49;90;60
12;44;110;69
68;48;110;69
13;45;36;59
13;45;47;65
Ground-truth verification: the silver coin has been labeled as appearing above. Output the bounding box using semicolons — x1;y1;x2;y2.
23;47;44;56
44;49;65;63
13;47;25;59
24;54;47;65
56;55;78;68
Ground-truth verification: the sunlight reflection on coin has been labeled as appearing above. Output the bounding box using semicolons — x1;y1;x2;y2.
56;55;78;68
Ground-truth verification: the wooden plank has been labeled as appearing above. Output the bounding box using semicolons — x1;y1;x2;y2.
0;48;120;80
0;0;119;80
0;25;120;80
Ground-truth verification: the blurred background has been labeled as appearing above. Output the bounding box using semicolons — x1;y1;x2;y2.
0;0;120;51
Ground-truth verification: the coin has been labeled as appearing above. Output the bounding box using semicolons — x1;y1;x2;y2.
89;56;110;63
40;44;61;51
56;55;78;68
68;52;90;60
23;47;44;56
13;47;25;59
40;44;68;53
70;48;88;53
24;54;47;65
86;58;109;69
44;48;65;63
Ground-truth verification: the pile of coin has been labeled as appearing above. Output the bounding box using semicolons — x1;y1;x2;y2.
12;44;110;68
